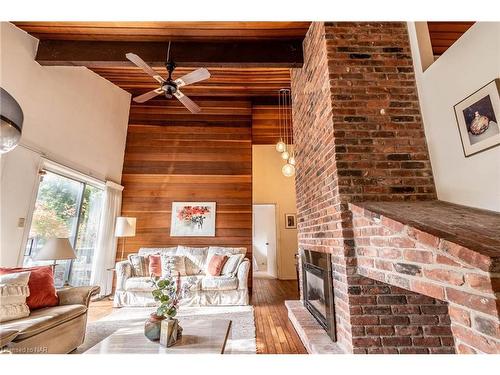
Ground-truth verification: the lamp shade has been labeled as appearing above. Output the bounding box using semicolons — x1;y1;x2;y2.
36;238;77;261
115;217;136;237
0;88;24;154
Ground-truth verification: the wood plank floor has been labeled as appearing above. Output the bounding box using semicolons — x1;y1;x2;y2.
87;278;306;354
251;278;307;354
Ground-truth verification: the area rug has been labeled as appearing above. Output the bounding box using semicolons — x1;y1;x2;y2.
75;305;256;354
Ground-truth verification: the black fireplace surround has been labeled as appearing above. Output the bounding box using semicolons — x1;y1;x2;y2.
300;249;336;341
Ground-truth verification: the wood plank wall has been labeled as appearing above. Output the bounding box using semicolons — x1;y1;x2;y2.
118;100;289;291
120;122;252;256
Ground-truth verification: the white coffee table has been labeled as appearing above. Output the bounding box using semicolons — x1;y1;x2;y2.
84;319;232;354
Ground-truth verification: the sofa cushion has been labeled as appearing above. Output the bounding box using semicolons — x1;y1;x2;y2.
138;247;178;257
161;255;186;277
206;247;246;276
177;246;208;275
206;255;228;276
128;255;149;277
201;276;238;291
125;277;154;292
148;255;162;277
1;304;87;341
222;254;245;277
180;275;202;292
0;266;59;310
0;271;31;323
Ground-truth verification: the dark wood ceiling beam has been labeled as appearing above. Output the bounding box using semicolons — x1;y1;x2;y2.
35;40;304;68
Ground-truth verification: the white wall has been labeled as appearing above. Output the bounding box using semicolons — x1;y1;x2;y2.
253;145;298;279
0;22;131;266
407;22;500;212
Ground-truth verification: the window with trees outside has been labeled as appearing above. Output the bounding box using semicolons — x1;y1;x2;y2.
23;169;104;288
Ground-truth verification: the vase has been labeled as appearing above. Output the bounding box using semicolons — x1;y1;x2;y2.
470;111;490;135
160;318;179;347
144;313;165;342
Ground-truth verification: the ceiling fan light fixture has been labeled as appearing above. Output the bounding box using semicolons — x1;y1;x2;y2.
125;51;210;114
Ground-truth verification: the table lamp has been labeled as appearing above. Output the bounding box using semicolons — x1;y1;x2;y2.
36;237;77;273
115;217;136;261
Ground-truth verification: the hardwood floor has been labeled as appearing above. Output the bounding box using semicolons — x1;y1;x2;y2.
251;278;307;354
87;278;306;354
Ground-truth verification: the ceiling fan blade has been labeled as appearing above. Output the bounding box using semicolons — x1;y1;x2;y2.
125;53;165;84
132;88;163;103
175;68;211;88
174;90;201;114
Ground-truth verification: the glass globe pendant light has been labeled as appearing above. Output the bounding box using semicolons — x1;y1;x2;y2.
275;140;286;153
275;89;286;153
288;153;296;166
282;163;295;177
281;149;290;160
0;88;24;154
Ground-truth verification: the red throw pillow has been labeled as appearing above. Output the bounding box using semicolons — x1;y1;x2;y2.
207;255;228;276
0;266;59;309
148;255;162;277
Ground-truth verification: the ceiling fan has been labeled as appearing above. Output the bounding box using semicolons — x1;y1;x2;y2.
125;44;210;114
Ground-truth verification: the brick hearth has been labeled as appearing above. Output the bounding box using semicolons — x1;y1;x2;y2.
290;21;500;354
351;201;500;354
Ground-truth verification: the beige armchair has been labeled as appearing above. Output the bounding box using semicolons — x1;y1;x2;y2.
0;285;99;354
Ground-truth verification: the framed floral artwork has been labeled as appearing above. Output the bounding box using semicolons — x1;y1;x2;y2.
170;202;216;237
454;79;500;157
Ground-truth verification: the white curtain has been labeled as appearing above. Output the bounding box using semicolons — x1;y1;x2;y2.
90;181;123;297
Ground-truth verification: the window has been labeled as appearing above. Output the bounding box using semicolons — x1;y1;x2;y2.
24;168;104;287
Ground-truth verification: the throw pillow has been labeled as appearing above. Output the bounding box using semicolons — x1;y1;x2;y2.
0;271;31;322
128;254;149;277
148;255;162;277
207;255;228;276
205;247;246;274
0;266;58;310
161;255;186;277
221;254;245;277
177;246;208;275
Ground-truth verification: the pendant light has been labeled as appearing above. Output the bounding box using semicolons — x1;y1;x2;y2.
281;89;295;177
0;88;24;154
275;89;286;153
282;162;295;177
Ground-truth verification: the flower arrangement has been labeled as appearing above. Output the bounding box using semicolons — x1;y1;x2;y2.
149;257;197;319
177;205;211;229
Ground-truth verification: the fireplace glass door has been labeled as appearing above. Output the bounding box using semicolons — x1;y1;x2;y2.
305;269;327;319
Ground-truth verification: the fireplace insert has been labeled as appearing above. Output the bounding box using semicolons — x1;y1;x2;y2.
300;249;336;341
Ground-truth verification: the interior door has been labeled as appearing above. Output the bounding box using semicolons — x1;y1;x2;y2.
253;204;277;278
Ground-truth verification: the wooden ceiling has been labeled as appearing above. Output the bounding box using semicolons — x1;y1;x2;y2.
90;66;291;97
427;22;475;56
14;22;306;144
12;22;311;41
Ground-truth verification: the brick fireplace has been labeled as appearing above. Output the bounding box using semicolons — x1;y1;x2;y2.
288;22;500;354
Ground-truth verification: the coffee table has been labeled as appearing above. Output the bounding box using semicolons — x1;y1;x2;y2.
84;319;232;354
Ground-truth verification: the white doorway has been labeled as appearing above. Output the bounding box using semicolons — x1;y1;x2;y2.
252;204;278;279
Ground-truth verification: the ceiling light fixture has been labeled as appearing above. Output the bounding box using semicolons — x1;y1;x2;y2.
275;89;286;153
277;88;295;177
0;88;24;154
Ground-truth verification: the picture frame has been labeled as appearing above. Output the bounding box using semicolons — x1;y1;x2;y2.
170;202;216;237
454;79;500;157
285;213;297;229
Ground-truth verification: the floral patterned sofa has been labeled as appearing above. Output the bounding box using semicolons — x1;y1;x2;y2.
113;246;250;307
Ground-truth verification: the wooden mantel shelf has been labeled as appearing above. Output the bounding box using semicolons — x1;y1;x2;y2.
349;200;500;272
